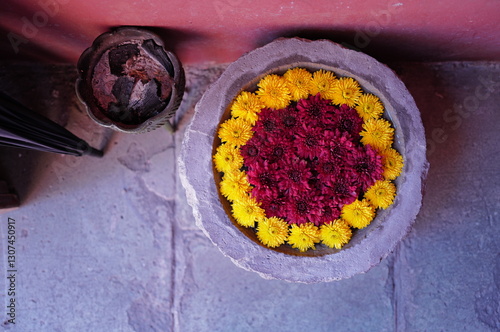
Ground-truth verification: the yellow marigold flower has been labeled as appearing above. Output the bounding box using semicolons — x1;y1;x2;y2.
355;93;384;121
320;219;352;249
218;117;253;147
341;199;375;229
310;69;337;100
331;77;362;107
360;118;395;151
232;195;266;228
230;91;264;125
213;143;243;174
365;180;396;209
283;67;313;101
379;148;404;180
219;170;251;202
256;216;289;248
256;74;291;109
287;223;320;252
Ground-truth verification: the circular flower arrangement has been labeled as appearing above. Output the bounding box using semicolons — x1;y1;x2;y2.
213;67;404;253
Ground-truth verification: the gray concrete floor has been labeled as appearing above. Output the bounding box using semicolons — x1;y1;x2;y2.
0;62;498;332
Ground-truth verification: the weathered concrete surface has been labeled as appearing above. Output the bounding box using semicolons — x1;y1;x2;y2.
392;62;500;332
179;38;428;283
0;65;176;331
0;61;498;331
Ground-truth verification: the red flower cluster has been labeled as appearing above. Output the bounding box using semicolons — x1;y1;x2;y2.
242;94;384;226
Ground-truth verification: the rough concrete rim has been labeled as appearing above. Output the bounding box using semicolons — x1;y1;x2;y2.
178;38;428;283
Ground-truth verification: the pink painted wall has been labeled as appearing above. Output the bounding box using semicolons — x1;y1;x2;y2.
1;0;499;65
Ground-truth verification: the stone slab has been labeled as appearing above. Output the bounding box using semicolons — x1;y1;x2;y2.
174;228;395;332
393;62;500;332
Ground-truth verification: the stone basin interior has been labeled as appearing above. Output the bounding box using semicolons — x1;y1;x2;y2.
212;62;405;257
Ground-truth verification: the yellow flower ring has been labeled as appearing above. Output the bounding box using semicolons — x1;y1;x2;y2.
213;67;404;255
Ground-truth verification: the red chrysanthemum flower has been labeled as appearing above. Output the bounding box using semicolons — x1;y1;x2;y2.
351;145;384;191
332;104;364;140
251;180;279;202
259;194;287;219
246;160;277;197
260;136;294;163
285;195;323;225
240;141;262;167
317;203;342;225
324;130;356;161
275;157;312;193
275;104;300;137
264;144;287;162
306;175;322;193
297;93;335;124
253;108;281;135
316;159;342;185
295;124;327;159
328;173;358;206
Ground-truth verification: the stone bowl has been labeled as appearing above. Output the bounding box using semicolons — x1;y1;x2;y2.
76;27;185;133
179;38;428;283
